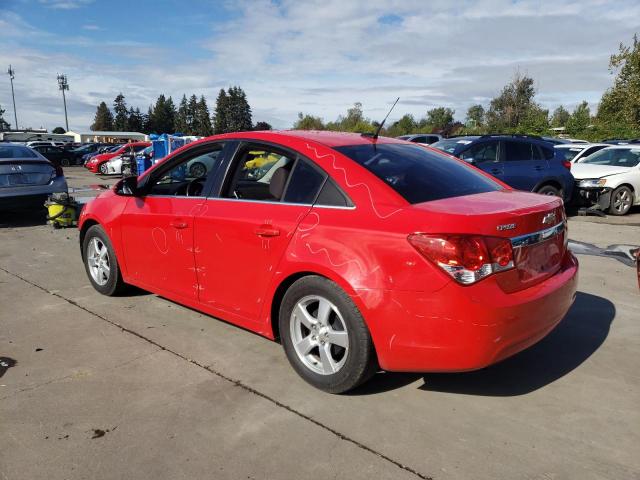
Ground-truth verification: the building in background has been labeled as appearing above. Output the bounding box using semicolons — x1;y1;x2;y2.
66;131;148;143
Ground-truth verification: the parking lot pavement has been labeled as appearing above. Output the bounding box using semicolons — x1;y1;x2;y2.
1;168;639;479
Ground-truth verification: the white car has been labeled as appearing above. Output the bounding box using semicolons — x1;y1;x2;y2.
104;155;124;175
397;134;443;145
572;146;640;215
555;143;609;163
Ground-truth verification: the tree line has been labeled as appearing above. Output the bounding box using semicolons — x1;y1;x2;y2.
294;35;640;141
89;86;271;136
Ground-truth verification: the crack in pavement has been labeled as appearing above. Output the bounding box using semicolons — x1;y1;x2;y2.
0;265;433;480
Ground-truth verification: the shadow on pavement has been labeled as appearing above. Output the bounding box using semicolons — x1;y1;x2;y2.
352;291;614;396
0;210;48;228
419;291;614;396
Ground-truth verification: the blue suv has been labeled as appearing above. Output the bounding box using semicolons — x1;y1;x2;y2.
432;135;574;201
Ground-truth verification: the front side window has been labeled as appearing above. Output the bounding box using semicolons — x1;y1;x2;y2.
225;146;295;201
148;145;224;197
459;141;498;163
335;143;501;204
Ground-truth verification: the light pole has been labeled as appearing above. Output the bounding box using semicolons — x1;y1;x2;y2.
7;65;18;130
57;73;69;131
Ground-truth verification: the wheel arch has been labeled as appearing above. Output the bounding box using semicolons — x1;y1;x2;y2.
533;178;563;193
79;218;100;258
267;268;360;342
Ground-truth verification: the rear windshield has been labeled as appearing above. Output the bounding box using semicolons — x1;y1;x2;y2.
555;146;584;162
334;143;501;204
0;145;38;159
431;138;476;155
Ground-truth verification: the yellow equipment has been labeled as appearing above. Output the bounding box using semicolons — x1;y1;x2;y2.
45;193;78;228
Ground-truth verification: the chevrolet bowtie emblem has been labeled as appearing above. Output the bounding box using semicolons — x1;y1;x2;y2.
542;212;556;225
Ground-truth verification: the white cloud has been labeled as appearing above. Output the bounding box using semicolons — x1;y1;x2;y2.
1;1;638;131
38;0;94;9
81;24;101;30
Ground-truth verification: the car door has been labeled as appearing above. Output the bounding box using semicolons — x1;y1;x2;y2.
193;141;327;329
502;140;547;191
118;142;226;300
458;140;504;181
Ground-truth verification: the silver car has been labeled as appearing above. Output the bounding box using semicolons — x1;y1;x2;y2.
0;144;68;211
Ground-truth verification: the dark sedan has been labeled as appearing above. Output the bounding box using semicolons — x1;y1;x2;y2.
0;144;68;211
31;145;75;167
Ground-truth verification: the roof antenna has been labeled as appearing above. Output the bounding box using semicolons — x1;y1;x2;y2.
364;97;400;140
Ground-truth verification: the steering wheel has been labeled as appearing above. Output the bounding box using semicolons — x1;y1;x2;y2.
186;178;205;197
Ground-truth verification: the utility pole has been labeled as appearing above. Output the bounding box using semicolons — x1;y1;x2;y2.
7;65;18;130
57;73;69;131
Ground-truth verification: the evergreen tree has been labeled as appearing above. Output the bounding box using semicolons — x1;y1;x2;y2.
254;121;272;131
113;93;128;131
143;106;153;133
196;95;213;136
213;89;229;134
0;103;9;131
91;102;114;131
226;86;253;132
149;94;176;133
127;107;144;132
175;94;190;134
52;126;66;134
187;94;199;135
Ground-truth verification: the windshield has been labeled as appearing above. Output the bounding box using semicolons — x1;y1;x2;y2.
581;148;640;167
431;138;475;155
555;147;584;162
334;143;501;204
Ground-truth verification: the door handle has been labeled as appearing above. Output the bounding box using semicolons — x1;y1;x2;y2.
534;166;544;171
254;225;280;237
170;220;189;229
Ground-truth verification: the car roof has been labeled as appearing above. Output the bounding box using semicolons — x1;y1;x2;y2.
0;143;49;162
603;145;640;150
554;143;608;148
220;130;407;148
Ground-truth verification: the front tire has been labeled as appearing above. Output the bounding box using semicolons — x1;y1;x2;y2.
61;157;70;167
279;276;376;393
609;186;633;216
82;225;127;296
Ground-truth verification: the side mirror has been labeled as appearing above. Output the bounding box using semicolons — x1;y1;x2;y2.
116;176;141;196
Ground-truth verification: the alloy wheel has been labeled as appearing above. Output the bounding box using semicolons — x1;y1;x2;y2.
613;189;632;214
290;295;349;375
87;237;110;286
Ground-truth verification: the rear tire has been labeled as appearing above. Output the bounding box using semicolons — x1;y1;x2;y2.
99;163;108;175
536;184;561;197
608;186;634;216
82;225;127;296
279;276;377;393
61;158;70;167
189;161;207;178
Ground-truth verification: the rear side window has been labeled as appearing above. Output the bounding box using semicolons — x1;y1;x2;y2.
505;141;535;161
0;145;38;158
334;143;501;204
459;141;498;163
283;159;326;204
315;179;353;207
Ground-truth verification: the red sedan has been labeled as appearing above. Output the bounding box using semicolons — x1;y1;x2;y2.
78;131;578;393
85;141;151;174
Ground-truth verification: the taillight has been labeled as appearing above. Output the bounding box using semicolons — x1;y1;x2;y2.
407;234;515;285
562;160;571;170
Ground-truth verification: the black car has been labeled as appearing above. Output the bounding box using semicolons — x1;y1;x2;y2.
31;145;75;167
68;143;108;164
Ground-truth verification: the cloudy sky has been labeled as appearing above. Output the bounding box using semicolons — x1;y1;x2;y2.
0;0;638;132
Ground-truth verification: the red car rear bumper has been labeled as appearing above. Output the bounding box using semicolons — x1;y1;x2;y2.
357;251;579;372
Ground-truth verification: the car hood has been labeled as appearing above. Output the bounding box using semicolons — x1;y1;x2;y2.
571;163;632;179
